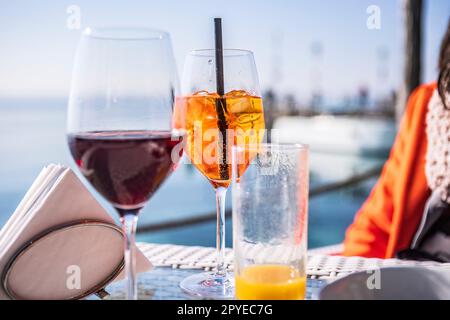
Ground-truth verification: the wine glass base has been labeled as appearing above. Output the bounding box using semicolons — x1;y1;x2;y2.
180;272;234;299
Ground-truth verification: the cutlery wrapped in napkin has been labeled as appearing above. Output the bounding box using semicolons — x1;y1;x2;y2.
0;164;152;300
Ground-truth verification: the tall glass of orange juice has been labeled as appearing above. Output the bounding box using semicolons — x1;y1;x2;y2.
232;144;309;300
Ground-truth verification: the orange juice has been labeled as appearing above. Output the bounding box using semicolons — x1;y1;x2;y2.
235;264;306;300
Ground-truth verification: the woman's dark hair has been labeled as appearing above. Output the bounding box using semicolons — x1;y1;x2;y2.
438;18;450;109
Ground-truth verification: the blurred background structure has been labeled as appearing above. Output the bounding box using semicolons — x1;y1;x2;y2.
0;0;449;248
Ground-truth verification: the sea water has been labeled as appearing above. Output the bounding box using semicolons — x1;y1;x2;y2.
0;98;388;248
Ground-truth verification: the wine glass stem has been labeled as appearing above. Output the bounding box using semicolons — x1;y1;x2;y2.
215;186;228;276
120;213;139;300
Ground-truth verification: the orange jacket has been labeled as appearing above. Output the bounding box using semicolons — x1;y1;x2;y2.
343;83;437;258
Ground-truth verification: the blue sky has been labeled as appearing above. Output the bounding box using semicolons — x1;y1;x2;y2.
0;0;448;102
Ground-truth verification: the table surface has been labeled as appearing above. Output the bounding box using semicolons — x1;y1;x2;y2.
104;267;328;300
95;242;450;300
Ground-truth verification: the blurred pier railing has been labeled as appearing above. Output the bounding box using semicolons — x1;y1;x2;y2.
136;164;383;234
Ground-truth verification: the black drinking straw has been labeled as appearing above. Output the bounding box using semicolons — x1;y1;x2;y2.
214;18;229;180
214;18;225;97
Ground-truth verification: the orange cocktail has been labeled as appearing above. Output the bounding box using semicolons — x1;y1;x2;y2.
173;90;265;188
235;264;307;300
177;48;265;299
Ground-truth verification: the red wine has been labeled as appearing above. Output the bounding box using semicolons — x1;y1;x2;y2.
68;130;183;214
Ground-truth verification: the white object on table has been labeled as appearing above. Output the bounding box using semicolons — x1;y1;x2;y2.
0;164;151;300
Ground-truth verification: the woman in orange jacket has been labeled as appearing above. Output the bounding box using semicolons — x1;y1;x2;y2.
344;21;450;259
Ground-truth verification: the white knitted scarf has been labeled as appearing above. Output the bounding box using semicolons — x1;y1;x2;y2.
425;90;450;204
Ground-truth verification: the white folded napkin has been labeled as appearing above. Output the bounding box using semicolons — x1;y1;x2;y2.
0;164;152;300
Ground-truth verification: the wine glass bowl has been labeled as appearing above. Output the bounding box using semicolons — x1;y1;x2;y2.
68;131;182;214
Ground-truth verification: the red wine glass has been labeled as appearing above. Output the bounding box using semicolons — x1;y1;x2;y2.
67;27;182;300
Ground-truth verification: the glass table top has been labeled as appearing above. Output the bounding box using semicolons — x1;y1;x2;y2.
101;267;328;300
